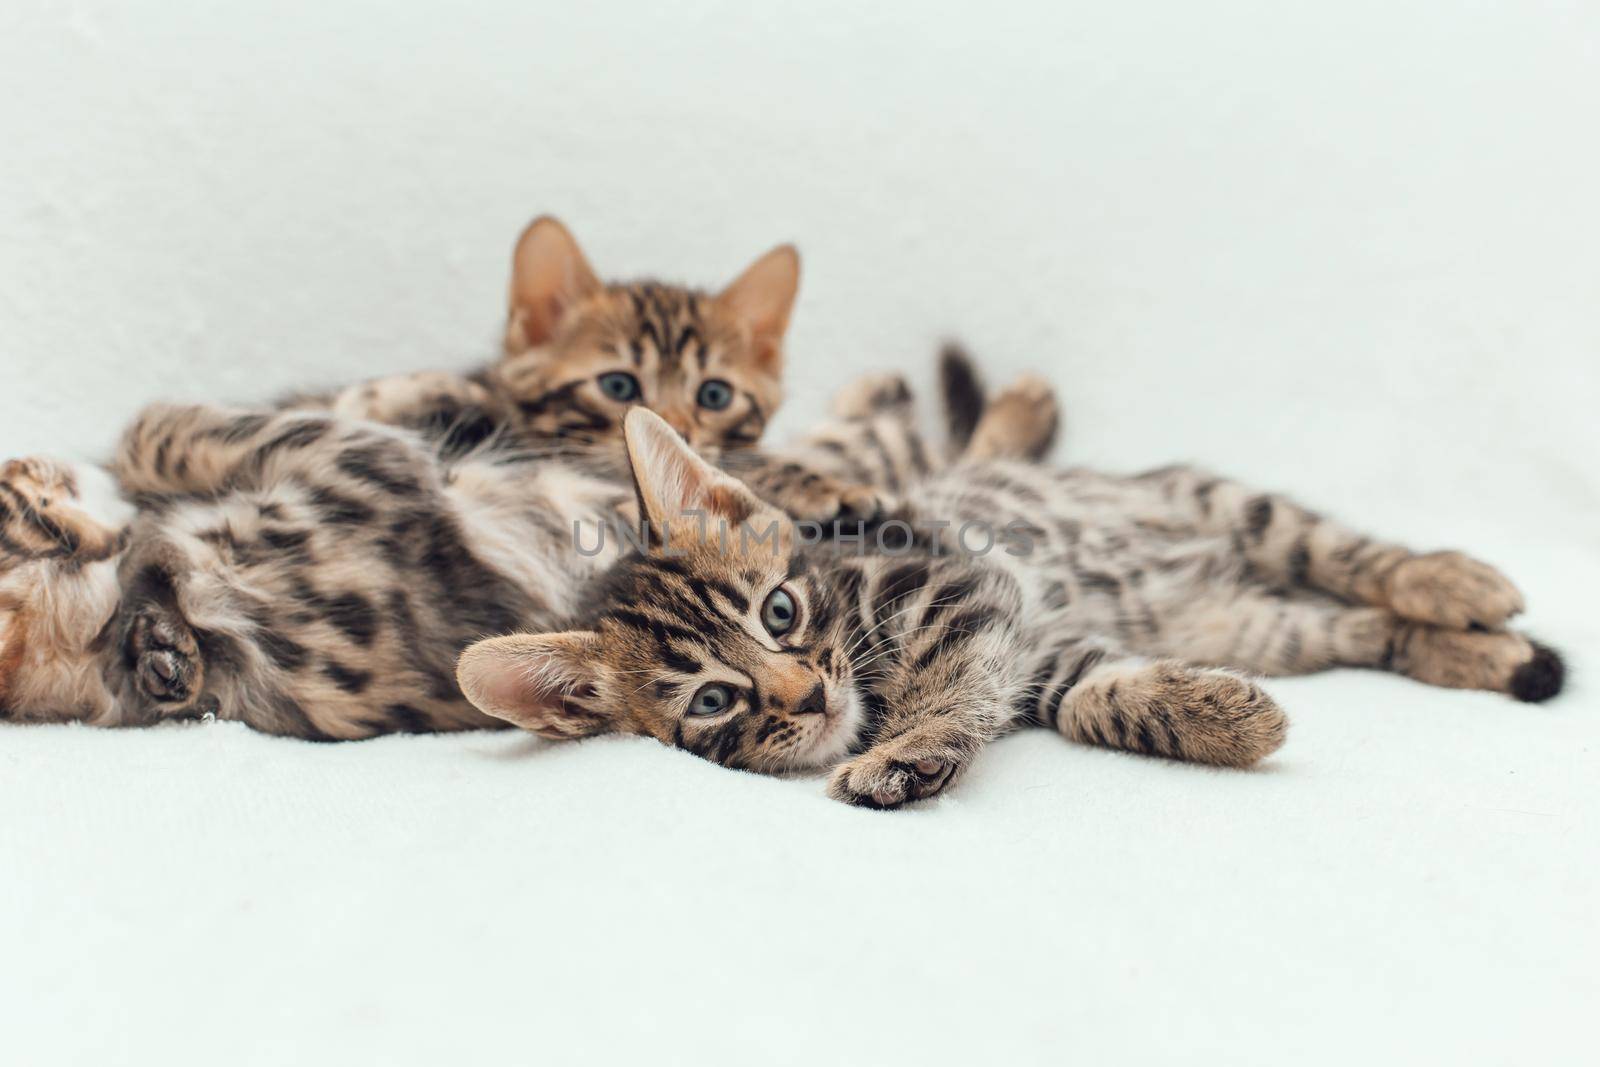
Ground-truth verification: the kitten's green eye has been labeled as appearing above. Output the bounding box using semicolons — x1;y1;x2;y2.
598;372;641;402
689;683;734;716
696;379;733;410
761;587;797;636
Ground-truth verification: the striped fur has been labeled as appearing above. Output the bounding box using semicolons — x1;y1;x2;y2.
1;406;632;735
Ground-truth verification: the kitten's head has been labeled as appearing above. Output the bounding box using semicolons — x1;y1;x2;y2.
458;409;863;774
494;217;799;457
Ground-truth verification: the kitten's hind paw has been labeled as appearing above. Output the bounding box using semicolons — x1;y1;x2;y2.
126;606;204;707
1385;550;1524;630
963;374;1060;462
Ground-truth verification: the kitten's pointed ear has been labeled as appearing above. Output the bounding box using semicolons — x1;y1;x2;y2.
506;216;604;352
716;244;799;371
457;632;614;739
624;408;766;536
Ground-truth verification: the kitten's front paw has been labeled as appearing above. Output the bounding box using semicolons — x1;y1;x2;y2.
127;606;204;707
776;474;890;526
828;743;962;810
1385;550;1524;630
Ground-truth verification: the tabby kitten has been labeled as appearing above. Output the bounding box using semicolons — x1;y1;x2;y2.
313;216;798;458
306;216;891;519
457;400;1564;809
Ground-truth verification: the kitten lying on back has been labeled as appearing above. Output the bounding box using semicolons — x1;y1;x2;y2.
458;375;1564;808
297;216;799;460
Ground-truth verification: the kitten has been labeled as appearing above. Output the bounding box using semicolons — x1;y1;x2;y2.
303;216;799;460
457;394;1565;809
0;411;621;734
297;215;902;519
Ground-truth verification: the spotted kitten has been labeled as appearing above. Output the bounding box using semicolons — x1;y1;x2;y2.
458;394;1564;809
0;411;618;734
295;216;899;519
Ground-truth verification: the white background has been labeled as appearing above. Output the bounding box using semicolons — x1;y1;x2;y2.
1;2;1595;1064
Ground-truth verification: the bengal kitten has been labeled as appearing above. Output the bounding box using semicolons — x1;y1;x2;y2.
457;399;1564;809
294;215;898;517
302;216;798;460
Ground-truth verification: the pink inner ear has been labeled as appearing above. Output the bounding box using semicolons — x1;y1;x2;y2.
528;294;567;345
465;652;568;725
464;642;615;740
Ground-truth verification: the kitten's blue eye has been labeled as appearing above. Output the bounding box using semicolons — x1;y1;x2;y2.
696;379;733;410
761;587;797;636
598;372;641;402
689;683;734;716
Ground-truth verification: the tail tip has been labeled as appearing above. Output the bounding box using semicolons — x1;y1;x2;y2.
938;341;985;447
1510;642;1565;703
